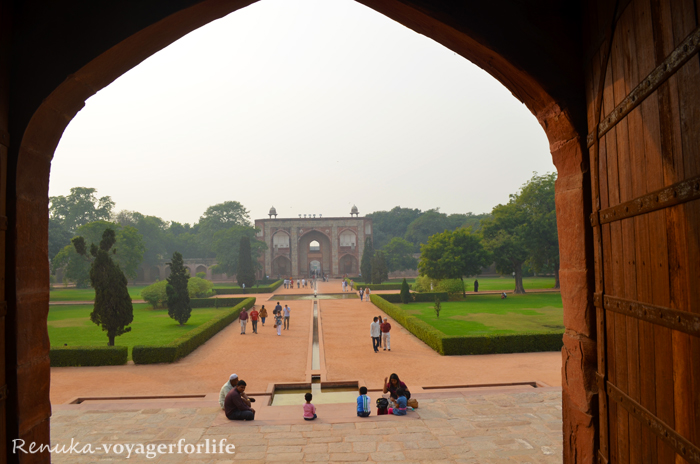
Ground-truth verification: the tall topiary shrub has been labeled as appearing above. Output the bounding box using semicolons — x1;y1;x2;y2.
400;278;411;304
236;236;256;289
371;250;389;284
73;229;133;346
360;237;373;281
166;252;191;325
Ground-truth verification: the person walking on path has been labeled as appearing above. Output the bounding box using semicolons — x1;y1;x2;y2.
364;287;370;302
275;311;283;336
381;318;391;350
283;304;291;330
259;305;268;326
250;307;259;334
239;308;249;335
224;380;255;421
474;279;479;292
359;287;364;302
370;317;381;353
274;302;282;317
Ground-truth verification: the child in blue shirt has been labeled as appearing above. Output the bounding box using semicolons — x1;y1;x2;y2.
388;388;408;416
357;386;371;417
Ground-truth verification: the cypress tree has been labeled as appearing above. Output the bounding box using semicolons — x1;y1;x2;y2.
236;236;256;289
166;251;191;325
400;278;411;304
360;237;373;282
73;229;133;346
371;250;389;284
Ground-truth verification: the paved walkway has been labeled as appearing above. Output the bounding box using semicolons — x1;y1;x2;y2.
51;388;563;463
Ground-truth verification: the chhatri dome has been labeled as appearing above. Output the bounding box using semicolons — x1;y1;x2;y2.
350;205;359;217
268;206;277;218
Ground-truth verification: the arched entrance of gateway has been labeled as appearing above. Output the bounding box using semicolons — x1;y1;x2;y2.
298;231;331;277
5;1;700;463
271;255;291;277
338;253;358;275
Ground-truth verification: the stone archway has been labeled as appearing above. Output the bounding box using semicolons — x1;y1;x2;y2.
6;2;626;462
338;253;358;275
298;231;331;278
271;255;291;278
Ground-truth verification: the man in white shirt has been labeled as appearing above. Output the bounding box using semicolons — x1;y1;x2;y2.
219;373;254;409
370;317;381;353
283;305;291;330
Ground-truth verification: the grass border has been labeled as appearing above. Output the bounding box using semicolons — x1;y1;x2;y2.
370;294;563;356
212;280;283;295
132;297;256;364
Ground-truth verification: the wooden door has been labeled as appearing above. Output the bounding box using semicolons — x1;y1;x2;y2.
585;0;700;462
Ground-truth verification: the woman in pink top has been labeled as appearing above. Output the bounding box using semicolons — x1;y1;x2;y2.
303;393;317;420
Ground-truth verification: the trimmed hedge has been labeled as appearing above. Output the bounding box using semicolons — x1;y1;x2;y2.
50;346;128;367
212;280;283;295
190;297;246;308
133;297;256;364
370;294;563;356
344;279;411;291
380;292;449;303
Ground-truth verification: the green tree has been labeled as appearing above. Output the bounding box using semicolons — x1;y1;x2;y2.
366;207;422;249
370;250;389;284
73;229;133;346
49;217;72;263
360;237;373;281
236;236;257;289
383;237;417;272
400;278;412;304
418;228;490;297
197;201;251;253
482;201;529;294
518;172;560;288
131;213;168;267
50;187;115;234
53;220;144;284
166;252;191;325
211;226;265;276
404;210;451;251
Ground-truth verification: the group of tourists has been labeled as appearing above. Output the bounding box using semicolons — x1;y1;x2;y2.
308;373;415;421
370;316;391;352
282;277;318;289
358;286;371;302
238;302;290;336
341;279;354;292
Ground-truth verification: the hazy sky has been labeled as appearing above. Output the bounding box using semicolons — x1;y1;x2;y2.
50;0;554;225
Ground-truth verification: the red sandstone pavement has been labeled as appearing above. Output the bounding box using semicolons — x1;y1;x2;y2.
50;280;561;405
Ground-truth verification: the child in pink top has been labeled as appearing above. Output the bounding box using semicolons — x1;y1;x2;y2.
303;393;317;420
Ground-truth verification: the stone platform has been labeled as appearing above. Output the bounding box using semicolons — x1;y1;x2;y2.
50;388;563;463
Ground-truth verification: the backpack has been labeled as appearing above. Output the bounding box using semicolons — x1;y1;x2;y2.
376;397;389;415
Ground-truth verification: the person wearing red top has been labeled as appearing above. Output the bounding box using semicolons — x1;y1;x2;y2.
250;308;259;334
380;318;391;351
239;308;249;335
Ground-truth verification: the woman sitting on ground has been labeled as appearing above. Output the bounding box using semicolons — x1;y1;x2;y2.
383;373;409;400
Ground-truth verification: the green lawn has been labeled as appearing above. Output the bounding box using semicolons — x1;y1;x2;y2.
396;293;563;336
50;286;149;302
468;276;556;292
48;303;233;359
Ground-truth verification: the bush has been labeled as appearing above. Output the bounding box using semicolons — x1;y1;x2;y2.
50;346;128;367
190;297;246;308
141;280;167;308
344;279;408;291
188;277;214;298
380;292;448;303
196;272;206;279
212;280;283;295
370;294;563;356
133;297;255;364
436;279;466;295
400;278;411;304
